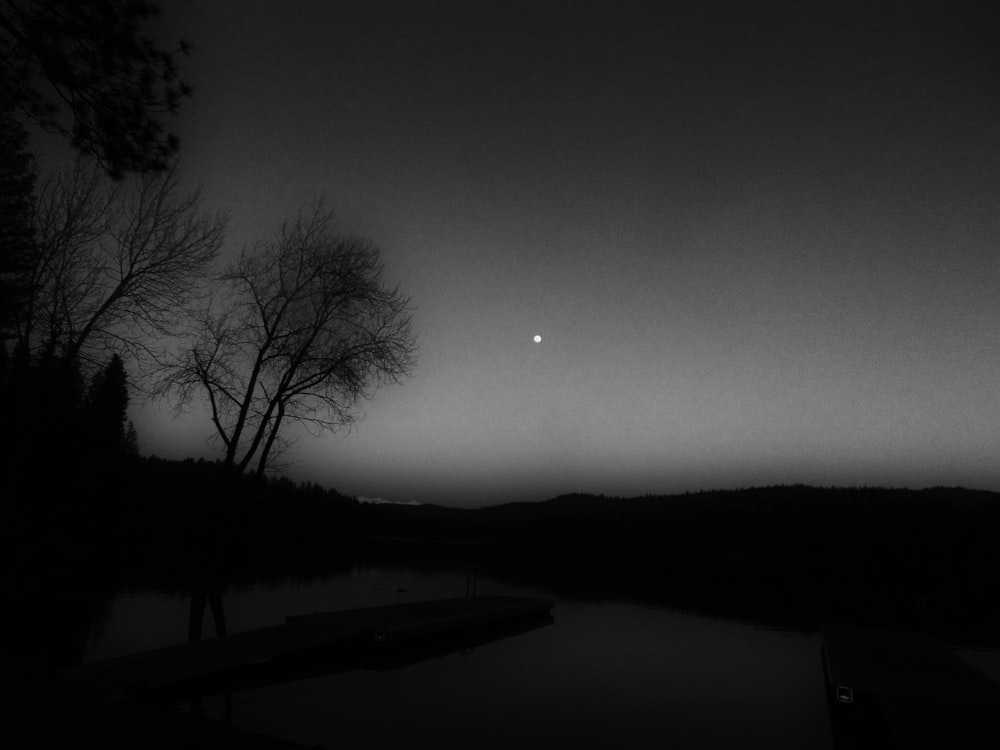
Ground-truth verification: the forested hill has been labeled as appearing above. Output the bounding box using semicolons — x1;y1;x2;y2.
478;485;1000;559
20;457;1000;572
11;458;999;639
107;461;1000;567
301;483;1000;564
325;483;1000;637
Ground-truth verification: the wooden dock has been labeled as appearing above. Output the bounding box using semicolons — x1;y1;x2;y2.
60;596;553;697
286;593;552;643
820;624;1000;748
48;596;551;748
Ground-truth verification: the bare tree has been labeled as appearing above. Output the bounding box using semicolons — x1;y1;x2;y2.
158;203;416;476
18;157;227;368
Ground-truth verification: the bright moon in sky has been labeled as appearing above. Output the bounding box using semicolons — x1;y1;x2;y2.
533;334;542;343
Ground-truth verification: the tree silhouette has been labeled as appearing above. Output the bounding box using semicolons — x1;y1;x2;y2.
0;99;37;345
84;352;129;459
123;418;138;455
0;0;191;177
159;203;416;476
17;157;226;368
13;344;84;466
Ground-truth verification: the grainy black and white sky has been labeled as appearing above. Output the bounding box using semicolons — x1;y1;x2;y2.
93;1;1000;506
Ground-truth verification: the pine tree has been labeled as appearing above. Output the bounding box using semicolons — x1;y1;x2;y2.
0;0;192;177
123;420;140;457
84;353;130;459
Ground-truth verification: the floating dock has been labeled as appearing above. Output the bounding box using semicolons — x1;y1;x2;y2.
60;596;554;696
50;596;551;748
286;593;551;643
820;624;1000;748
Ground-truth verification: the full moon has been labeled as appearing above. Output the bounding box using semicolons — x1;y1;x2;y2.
533;334;542;343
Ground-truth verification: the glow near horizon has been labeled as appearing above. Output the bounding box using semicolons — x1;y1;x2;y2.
83;0;1000;506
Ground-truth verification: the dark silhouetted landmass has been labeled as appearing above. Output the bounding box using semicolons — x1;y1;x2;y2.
6;455;1000;750
477;487;1000;641
7;455;999;646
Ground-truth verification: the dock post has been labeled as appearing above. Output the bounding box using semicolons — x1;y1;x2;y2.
465;566;478;598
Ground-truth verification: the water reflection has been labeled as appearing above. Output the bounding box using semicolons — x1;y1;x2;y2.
187;581;227;643
7;589;116;685
185;577;231;723
81;564;834;749
232;601;829;749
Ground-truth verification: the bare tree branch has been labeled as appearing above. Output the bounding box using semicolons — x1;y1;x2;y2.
21;157;227;372
157;201;416;477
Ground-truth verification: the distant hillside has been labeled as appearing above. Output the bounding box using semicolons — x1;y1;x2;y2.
11;457;998;641
110;465;1000;586
469;485;1000;638
477;485;1000;564
272;482;1000;638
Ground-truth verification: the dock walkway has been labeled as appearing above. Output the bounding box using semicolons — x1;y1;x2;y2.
60;596;553;696
52;596;551;748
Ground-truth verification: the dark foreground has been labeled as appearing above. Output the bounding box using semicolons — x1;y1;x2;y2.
821;624;1000;748
61;596;554;696
5;459;1000;747
44;596;553;749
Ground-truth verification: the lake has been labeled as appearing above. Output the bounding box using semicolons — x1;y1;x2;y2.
82;562;839;748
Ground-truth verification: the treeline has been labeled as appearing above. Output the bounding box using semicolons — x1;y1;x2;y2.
63;462;1000;641
7;449;1000;641
336;484;999;640
1;351;138;506
472;487;1000;639
478;486;1000;571
1;97;219;512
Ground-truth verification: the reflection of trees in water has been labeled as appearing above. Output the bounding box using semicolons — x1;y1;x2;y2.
7;587;117;689
188;581;227;642
186;578;232;723
57;592;117;669
79;592;116;660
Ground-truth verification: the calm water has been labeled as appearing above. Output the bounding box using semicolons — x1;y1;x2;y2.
83;563;838;748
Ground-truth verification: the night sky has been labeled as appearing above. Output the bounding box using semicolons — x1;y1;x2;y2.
72;0;1000;506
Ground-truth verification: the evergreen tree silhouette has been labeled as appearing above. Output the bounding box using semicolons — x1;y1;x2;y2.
0;0;192;177
84;353;129;461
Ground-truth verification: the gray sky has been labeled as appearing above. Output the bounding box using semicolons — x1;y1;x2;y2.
92;0;1000;506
